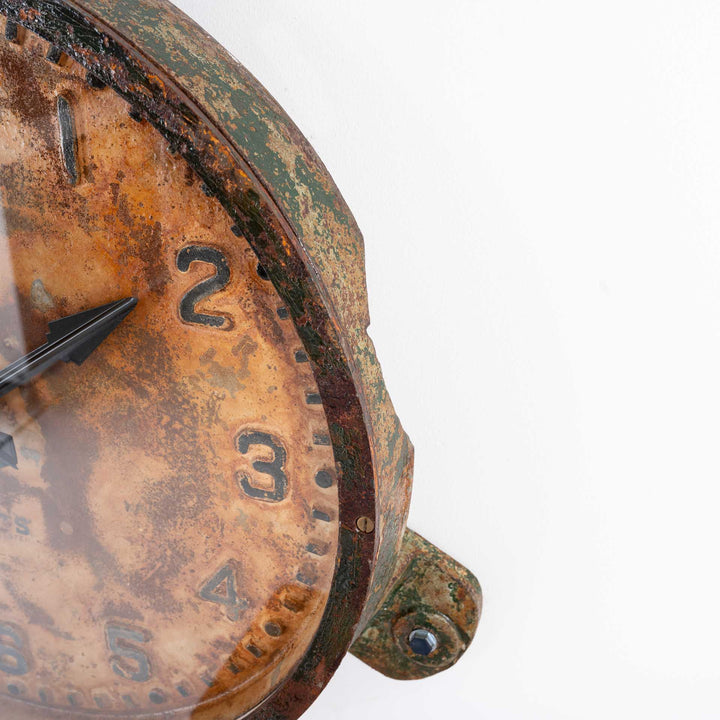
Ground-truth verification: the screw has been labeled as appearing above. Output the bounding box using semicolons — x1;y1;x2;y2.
356;516;375;533
408;628;439;656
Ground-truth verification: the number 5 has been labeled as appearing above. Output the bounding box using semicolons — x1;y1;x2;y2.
106;624;151;683
0;622;29;676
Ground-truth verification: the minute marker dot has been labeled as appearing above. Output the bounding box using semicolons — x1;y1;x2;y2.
315;470;333;488
148;689;166;704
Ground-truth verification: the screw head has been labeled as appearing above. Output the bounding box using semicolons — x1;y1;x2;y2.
407;628;439;656
356;516;375;533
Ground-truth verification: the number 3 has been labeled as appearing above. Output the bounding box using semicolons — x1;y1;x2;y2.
236;431;288;503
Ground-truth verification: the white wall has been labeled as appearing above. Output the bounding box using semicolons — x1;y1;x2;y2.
171;2;720;718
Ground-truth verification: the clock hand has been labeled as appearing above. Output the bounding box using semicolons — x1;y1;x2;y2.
0;432;17;470
0;297;137;399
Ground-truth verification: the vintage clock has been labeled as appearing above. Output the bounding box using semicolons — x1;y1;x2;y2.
0;1;482;718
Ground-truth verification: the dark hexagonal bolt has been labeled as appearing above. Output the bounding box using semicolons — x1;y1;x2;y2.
407;628;439;656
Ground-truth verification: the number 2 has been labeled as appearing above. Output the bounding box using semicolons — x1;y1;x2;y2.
176;246;231;328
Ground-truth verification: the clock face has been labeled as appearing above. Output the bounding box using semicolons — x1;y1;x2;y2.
0;19;339;719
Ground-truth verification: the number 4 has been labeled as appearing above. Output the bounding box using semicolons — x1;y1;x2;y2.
199;562;248;621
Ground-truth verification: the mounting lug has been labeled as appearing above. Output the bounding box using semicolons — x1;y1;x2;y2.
350;529;482;680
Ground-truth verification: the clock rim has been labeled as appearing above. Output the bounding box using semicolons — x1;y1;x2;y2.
0;1;397;718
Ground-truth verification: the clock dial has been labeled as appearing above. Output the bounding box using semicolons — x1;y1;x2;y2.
0;19;339;719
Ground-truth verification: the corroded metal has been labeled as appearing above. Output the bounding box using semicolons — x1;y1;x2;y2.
350;529;482;680
0;0;408;716
44;0;415;632
0;26;339;718
0;1;480;718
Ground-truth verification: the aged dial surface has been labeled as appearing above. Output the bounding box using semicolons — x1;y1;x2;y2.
0;18;339;718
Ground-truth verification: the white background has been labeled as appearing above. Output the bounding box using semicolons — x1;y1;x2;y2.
171;2;720;718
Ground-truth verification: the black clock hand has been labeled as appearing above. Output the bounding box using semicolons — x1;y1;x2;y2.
0;297;137;399
0;432;16;470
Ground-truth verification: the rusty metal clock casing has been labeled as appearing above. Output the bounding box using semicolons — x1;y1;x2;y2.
0;1;482;718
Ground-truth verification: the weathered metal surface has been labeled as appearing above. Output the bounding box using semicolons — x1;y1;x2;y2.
0;0;407;717
60;0;415;633
350;529;482;680
0;1;482;718
0;26;339;718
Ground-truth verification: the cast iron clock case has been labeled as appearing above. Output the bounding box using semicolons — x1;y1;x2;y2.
0;1;482;718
